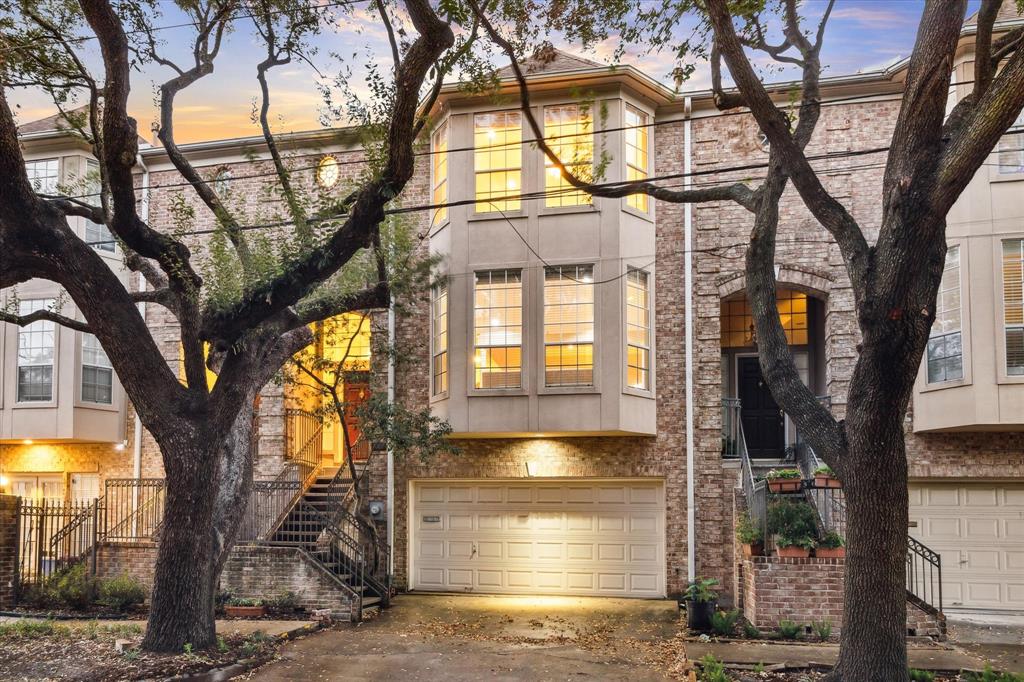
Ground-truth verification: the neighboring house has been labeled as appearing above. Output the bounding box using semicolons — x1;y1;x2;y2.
1;6;1021;621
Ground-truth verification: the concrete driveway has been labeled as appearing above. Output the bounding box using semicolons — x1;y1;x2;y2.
947;611;1024;674
251;593;685;681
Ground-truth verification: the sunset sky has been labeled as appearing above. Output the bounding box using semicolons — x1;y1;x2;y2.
10;1;982;143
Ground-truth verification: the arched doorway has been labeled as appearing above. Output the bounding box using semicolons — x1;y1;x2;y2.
720;288;826;459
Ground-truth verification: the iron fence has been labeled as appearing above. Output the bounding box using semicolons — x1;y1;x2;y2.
17;499;97;587
722;398;743;458
237;467;302;542
101;478;166;542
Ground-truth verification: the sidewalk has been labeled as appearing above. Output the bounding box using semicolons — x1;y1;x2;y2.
0;615;315;639
685;640;991;673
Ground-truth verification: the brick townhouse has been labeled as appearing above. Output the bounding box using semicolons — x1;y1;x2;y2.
2;5;1022;623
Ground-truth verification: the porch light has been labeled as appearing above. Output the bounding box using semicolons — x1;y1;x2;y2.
0;475;8;488
22;439;33;445
114;442;126;451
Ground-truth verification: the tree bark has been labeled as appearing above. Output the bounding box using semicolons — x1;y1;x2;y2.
830;409;909;681
142;434;221;652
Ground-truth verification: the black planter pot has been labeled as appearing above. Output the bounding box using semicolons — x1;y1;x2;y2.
685;598;717;631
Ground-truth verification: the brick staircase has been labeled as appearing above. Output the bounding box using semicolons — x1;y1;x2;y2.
271;469;390;616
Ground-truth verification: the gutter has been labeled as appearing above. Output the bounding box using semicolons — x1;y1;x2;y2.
386;293;396;574
132;153;150;501
683;96;696;585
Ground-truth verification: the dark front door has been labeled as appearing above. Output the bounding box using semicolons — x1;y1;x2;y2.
737;356;784;458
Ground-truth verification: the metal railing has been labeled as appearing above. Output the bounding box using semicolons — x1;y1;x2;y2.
238;467;303;542
285;409;324;485
17;499;97;586
101;479;166;542
722;398;743;458
907;535;943;613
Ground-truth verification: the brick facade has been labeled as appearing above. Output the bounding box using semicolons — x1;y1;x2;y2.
94;542;356;618
740;556;945;639
0;495;19;608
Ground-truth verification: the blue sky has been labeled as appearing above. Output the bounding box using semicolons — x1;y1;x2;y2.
9;1;979;142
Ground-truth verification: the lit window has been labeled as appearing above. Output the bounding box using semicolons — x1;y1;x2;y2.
17;299;56;402
473;270;522;389
84;159;115;252
432;282;449;395
431;122;448;225
544;265;594;387
474;111;522;212
997;112;1024;175
927;246;963;383
82;333;113;404
625;105;649;212
25;159;59;194
1003;239;1024;375
316;155;340;189
626;269;651;390
720;289;809;348
321;314;371;371
544;104;592;207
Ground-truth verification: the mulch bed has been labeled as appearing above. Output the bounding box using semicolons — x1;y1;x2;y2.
0;621;281;681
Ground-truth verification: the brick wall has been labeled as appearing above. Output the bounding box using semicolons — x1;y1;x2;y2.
0;495;19;608
94;542;355;618
741;556;945;638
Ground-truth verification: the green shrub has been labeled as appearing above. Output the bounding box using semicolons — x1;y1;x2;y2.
98;574;146;612
909;669;936;682
818;531;844;549
813;464;835;477
710;609;741;636
52;564;98;610
741;620;761;639
735;513;762;544
767;501;819;549
962;664;1024;681
0;619;71;638
684;578;719;604
765;468;801;480
227;597;264;607
698;654;730;682
777;619;803;640
812;619;832;641
269;591;301;611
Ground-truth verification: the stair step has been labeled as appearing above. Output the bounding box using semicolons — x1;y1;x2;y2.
362;597;381;607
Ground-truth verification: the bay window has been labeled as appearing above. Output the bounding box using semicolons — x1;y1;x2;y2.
25;159;59;194
1004;239;1024;376
17;299;56;402
85;159;115;252
474;111;522;212
473;270;522;389
997;111;1024;175
544;265;594;387
432;282;449;395
544;104;592;207
926;246;963;383
431;122;449;225
624;105;649;212
626;269;651;390
82;333;114;404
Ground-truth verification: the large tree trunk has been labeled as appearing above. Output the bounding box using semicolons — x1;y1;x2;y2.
142;435;221;652
831;406;910;680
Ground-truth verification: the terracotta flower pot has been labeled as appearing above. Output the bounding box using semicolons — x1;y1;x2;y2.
776;545;811;559
741;542;764;557
768;479;802;493
814;475;841;489
225;605;267;618
815;546;846;559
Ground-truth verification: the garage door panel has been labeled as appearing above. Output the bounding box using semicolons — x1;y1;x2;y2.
411;480;665;598
910;483;1024;612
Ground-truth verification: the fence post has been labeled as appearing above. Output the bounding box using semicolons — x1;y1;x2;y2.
35;498;46;580
90;498;100;576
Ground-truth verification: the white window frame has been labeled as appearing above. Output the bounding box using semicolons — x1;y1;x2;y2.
1000;237;1024;382
84;159;115;252
431;281;449;398
996;111;1024;176
472;269;523;390
16;298;57;404
624;104;651;214
473;110;523;214
542;103;593;209
926;245;964;385
81;332;114;405
625;268;652;392
543;264;596;389
25;158;60;195
431;121;449;226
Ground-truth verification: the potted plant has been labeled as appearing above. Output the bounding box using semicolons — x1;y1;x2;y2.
813;465;841;489
767;500;818;559
225;597;267;618
735;512;764;557
765;468;803;493
815;531;845;558
683;578;719;632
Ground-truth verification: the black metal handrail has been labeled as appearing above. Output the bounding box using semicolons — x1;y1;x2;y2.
101;478;166;542
907;535;943;613
285;409;324;486
722;398;743;458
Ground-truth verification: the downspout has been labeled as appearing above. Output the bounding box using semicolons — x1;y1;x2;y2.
386;294;396;574
132;153;151;521
684;97;696;585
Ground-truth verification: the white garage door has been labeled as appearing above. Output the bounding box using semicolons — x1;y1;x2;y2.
909;483;1024;611
410;479;666;598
